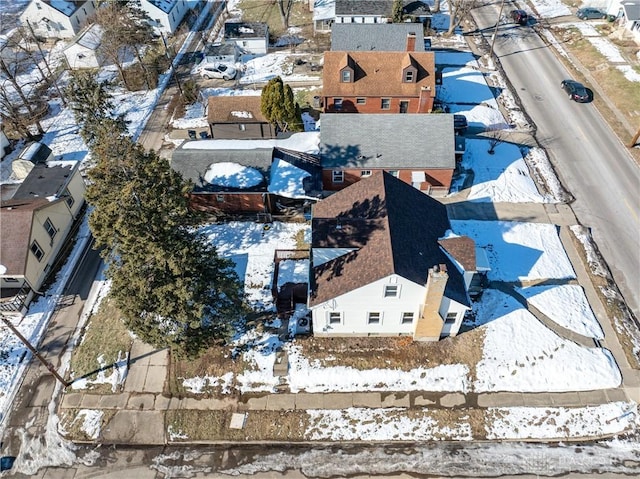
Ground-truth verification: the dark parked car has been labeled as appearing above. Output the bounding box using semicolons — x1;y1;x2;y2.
561;79;590;102
576;7;607;20
454;114;468;133
510;9;529;25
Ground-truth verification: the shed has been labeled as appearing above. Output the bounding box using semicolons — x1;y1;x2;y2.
63;24;104;69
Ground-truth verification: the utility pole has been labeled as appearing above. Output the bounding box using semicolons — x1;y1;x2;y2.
160;31;184;98
0;313;70;387
490;0;506;58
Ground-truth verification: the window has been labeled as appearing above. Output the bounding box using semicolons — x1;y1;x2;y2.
341;70;351;82
329;311;342;324
63;188;74;208
36;2;42;9
361;170;371;177
368;312;381;324
82;7;87;15
30;241;44;262
381;98;390;110
332;170;344;183
444;312;458;325
404;71;414;82
4;278;19;283
399;100;409;113
239;124;246;131
334;98;343;110
402;312;414;324
388;170;399;177
216;194;225;202
384;284;398;297
356;98;366;104
44;218;56;240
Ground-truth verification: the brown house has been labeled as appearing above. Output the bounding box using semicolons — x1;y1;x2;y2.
319;113;456;195
322;46;436;114
207;95;277;139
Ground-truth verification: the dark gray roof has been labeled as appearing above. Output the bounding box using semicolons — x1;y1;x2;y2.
18;142;52;164
335;0;394;16
319;113;455;169
205;42;237;56
224;22;268;39
331;23;425;51
171;143;272;193
12;163;76;200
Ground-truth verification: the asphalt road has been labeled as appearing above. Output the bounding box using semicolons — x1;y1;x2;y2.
471;5;640;317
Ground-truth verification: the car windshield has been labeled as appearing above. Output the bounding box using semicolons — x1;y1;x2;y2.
218;65;228;72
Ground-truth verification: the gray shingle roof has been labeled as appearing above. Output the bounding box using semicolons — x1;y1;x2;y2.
224;22;268;39
12;164;75;200
335;0;394;16
319;113;455;169
331;23;426;51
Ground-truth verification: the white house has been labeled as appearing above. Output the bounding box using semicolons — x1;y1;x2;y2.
224;22;269;55
19;0;96;39
134;0;199;35
202;42;239;64
0;128;9;159
62;23;104;69
308;171;488;340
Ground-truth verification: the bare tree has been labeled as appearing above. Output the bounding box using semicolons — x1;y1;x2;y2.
277;0;294;29
447;0;478;36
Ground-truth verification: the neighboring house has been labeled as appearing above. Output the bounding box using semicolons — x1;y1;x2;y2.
319;113;456;195
207;95;277;139
331;23;426;51
224;22;269;55
62;23;104;69
0;128;9;160
170;142;322;215
309;171;488;340
134;0;199;35
202;42;239;64
19;0;96;39
313;0;336;32
0;163;85;314
322;49;436;113
11;141;54;180
619;1;640;41
334;0;394;24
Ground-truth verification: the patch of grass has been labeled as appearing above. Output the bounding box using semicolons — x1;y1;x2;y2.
551;26;640;163
237;0;312;38
167;409;309;441
296;328;485;372
69;296;133;394
59;409;115;442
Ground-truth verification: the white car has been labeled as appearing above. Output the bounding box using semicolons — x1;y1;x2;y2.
193;62;237;80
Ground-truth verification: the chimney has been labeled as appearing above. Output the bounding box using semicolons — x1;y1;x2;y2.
418;85;433;113
413;265;448;342
406;32;416;51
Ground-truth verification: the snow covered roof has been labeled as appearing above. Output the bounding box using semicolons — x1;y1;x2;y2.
47;0;85;16
268;158;312;199
144;0;178;14
64;23;103;51
313;0;336;21
224;21;268;39
203;162;264;189
18;142;52;164
310;171;469;307
180;132;320;154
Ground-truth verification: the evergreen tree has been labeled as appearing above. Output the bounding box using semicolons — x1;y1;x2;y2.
392;0;404;23
260;76;304;133
68;76;245;357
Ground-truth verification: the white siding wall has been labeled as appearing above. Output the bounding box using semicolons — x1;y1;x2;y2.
20;1;95;39
234;37;268;55
311;274;425;336
438;296;469;337
138;0;196;34
63;43;100;69
335;15;389;24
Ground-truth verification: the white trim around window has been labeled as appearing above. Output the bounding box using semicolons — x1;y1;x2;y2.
367;311;382;324
384;283;399;298
332;170;344;183
328;311;342;325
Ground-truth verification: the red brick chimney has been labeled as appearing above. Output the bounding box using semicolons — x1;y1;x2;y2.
418;86;433;113
406;32;416;51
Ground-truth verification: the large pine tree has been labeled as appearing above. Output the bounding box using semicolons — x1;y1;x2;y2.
260;76;304;133
68;75;244;357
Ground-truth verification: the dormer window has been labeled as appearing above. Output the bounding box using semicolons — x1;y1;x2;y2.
404;70;414;82
340;68;353;83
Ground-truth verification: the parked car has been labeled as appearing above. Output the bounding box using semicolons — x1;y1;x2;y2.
454;114;468;133
576;7;607;20
510;9;529;25
561;79;590;102
193;62;237;80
